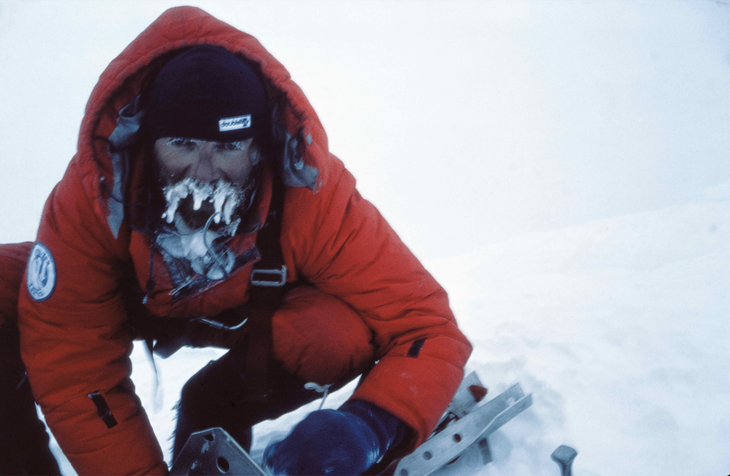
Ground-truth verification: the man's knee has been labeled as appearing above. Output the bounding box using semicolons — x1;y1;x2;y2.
179;349;245;409
272;286;375;384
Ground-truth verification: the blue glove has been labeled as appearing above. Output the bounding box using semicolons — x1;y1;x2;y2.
263;400;405;476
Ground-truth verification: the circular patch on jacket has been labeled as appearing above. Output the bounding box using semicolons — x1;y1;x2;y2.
27;242;56;301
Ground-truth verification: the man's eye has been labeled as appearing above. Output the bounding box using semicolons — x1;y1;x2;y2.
217;141;245;152
167;138;197;148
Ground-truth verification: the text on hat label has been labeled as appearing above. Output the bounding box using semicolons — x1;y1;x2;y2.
219;114;252;132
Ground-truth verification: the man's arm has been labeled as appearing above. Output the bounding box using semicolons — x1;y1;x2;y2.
18;160;167;475
282;157;473;450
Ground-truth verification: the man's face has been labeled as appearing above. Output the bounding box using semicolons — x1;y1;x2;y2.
154;137;256;185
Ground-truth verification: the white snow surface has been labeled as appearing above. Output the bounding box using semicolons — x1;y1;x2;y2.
1;1;729;475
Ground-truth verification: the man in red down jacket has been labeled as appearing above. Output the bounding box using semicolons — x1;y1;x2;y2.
17;6;472;475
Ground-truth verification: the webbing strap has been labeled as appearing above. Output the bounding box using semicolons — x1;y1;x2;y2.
245;177;286;398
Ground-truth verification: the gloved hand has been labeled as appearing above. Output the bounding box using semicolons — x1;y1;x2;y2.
263;400;405;476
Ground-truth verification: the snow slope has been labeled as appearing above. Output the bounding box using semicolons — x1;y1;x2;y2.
427;200;730;475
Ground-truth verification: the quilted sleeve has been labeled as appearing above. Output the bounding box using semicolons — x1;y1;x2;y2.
17;161;167;475
281;158;473;449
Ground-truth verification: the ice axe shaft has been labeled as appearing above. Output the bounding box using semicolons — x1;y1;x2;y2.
551;445;577;476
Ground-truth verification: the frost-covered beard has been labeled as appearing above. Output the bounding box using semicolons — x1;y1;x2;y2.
162;177;248;231
155;177;256;281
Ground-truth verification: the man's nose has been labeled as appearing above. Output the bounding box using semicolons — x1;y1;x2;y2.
189;147;220;182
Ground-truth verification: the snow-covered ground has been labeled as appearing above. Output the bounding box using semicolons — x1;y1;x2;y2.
2;1;730;475
428;201;730;475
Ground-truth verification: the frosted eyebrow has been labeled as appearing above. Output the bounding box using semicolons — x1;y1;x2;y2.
165;138;247;150
166;138;205;146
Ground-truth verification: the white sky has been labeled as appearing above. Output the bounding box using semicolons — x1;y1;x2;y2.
1;0;729;260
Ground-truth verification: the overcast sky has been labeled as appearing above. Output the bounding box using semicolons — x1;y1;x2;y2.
1;0;729;260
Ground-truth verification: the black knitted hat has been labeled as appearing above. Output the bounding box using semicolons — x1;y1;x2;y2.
144;45;268;143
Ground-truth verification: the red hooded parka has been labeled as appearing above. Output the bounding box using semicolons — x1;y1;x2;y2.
17;7;472;475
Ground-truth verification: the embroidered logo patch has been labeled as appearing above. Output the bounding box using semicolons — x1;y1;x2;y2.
27;242;56;301
219;114;251;132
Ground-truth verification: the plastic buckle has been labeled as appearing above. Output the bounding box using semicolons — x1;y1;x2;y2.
250;265;287;287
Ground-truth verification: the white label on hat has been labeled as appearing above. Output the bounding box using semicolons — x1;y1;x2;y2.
219;114;252;132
